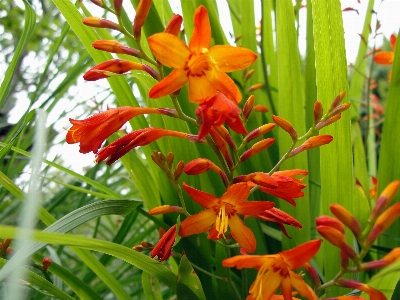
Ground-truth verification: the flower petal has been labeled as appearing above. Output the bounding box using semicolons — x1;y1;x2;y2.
290;271;318;300
188;75;217;102
280;275;293;299
390;34;397;50
182;183;218;208
149;68;188;99
373;52;395;65
189;6;211;53
210;45;258;72
280;239;321;270
206;70;242;103
148;33;190;68
179;208;216;237
229;214;257;253
236;201;274;216
221;182;250;205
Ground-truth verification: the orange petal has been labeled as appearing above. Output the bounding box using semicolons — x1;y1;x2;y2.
229;214;257;253
206;71;242;103
222;255;270;269
188;75;217;103
179;208;216;237
236;201;274;216
220;183;250;205
280;239;321;270
182;183;218;208
373;52;394;65
209;45;258;72
148;33;190;68
290;271;318;300
257;268;283;300
149;68;188;98
189;6;211;53
390;34;397;50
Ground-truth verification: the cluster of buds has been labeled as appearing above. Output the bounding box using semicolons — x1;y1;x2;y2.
151;151;185;185
316;180;400;298
132;241;153;253
0;238;12;258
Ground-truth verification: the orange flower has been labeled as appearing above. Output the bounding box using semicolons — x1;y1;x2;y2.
374;34;397;82
179;182;274;253
195;92;247;139
223;239;321;300
256;207;302;239
83;59;144;81
66;107;159;154
148;6;257;103
337;279;386;300
95;127;194;165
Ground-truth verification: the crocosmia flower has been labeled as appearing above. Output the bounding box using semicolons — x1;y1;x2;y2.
66;107;155;154
223;239;321;300
148;5;257;103
179;182;274;253
374;34;396;82
195;92;247;139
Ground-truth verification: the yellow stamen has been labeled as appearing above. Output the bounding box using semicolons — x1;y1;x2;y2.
216;204;229;237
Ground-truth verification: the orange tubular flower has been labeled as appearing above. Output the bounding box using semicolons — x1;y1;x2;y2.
95;128;195;165
164;14;183;36
290;135;333;157
195;93;247;140
179;182;274;253
374;34;396;82
148;6;257;103
337;279;386;300
223;239;321;300
256;207;302;239
83;59;144;81
66;107;160;154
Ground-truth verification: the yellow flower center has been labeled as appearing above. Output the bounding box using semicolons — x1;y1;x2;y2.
215;203;235;238
186;49;216;76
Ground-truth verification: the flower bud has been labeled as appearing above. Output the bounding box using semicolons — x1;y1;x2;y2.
240;138;275;163
243;95;255;120
114;0;123;15
83;59;144;81
92;40;141;57
133;0;152;38
317;225;357;260
315;114;341;130
303;262;321;287
272;115;297;139
247;83;264;92
244;69;255;81
361;248;400;270
173;160;185;181
183;158;220;175
132;245;144;252
330;204;362;239
244;123;275;143
166;152;174;169
164;14;182;36
83;17;121;31
314;101;323;123
150;225;176;261
253;105;268;113
148;205;184;215
369;180;400;222
90;0;105;8
337;279;386;300
327;103;351;118
210;128;233;168
213;125;236;150
290;135;333;157
329;90;346;111
316;216;344;233
42;257;52;271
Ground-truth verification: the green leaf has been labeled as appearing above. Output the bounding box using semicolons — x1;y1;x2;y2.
0;0;36;108
142;271;163;300
176;255;206;300
0;226;177;292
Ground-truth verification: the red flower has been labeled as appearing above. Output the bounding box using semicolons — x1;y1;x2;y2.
179;182;274;253
195;93;247;140
150;225;176;262
256;207;302;239
66;107;159;154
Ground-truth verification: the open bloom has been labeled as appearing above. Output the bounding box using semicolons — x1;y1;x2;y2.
179;182;274;253
195;92;247;139
374;34;396;82
66;107;160;154
223;239;321;300
148;6;257;103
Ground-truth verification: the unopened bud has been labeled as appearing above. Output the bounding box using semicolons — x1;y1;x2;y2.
244;69;255;81
148;205;184;215
253;105;268;113
240;138;275;163
243;95;255;120
247;83;264;92
166;152;174;169
90;0;105;8
272;115;297;139
142;64;160;80
83;17;121;31
42;257;52;271
184;158;219;175
330;204;362;239
303;262;321;287
369;180;400;222
315;114;341;130
83;59;144;81
314;101;323;123
316;216;344;233
114;0;123;15
133;0;152;38
327;103;351;118
290;135;333;157
329;90;346;111
244;123;275;143
157;108;178;117
140;241;153;248
213;126;236;150
92;40;140;57
132;245;144;252
340;250;349;269
317;225;357;260
164;14;182;36
173;160;185;181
